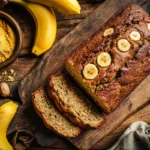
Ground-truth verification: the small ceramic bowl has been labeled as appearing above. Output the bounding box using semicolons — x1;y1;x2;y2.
0;11;23;69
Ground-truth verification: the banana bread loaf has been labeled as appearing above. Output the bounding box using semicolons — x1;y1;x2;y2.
32;87;81;138
65;4;150;113
47;72;104;128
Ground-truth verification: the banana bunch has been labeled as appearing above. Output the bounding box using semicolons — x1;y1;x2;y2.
4;0;81;56
27;0;81;14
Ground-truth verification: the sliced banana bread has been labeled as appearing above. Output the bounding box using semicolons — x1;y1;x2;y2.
32;87;81;138
47;72;104;129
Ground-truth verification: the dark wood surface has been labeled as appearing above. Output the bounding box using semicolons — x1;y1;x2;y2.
0;0;150;149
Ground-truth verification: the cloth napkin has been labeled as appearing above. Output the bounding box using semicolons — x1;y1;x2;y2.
11;130;34;150
109;121;150;150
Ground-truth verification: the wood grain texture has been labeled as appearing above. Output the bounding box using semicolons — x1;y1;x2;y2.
93;103;150;149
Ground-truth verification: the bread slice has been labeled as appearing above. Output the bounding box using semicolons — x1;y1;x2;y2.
47;72;104;129
32;87;81;138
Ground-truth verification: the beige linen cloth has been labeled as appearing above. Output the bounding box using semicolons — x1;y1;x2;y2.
109;121;150;150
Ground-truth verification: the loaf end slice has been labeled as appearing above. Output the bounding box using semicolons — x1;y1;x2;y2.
48;72;104;129
32;87;81;138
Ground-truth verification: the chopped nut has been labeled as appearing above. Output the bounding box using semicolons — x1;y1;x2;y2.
0;82;10;97
7;76;14;81
10;69;14;74
2;71;7;75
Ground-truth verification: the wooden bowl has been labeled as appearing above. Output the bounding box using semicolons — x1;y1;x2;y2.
0;11;23;69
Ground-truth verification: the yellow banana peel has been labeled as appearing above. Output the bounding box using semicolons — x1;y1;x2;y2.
9;0;57;56
27;0;81;14
0;101;18;150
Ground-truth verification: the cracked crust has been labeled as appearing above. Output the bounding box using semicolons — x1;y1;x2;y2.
65;4;150;113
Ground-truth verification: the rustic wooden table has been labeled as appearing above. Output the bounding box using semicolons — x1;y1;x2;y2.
1;0;150;149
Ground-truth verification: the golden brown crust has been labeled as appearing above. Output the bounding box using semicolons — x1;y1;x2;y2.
65;4;150;113
32;88;81;138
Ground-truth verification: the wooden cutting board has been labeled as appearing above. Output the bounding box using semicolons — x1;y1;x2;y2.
19;0;150;149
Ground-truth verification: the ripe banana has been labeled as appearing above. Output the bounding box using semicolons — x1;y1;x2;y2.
83;63;98;80
117;39;131;52
0;101;18;150
129;31;141;41
9;0;57;56
147;23;150;30
103;28;114;37
97;52;111;67
27;0;81;14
